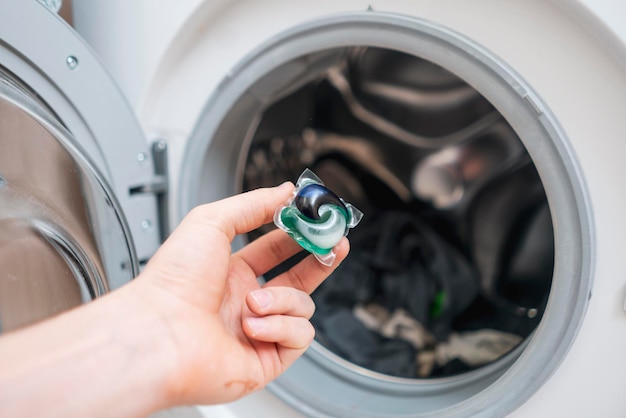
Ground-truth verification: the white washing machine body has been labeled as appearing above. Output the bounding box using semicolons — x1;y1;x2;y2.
65;1;626;417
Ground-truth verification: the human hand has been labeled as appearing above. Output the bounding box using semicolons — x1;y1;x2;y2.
131;182;349;406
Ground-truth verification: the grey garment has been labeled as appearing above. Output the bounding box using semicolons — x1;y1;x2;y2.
353;304;436;350
353;303;522;378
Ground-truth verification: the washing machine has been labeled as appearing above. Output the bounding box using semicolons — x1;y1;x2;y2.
2;0;625;417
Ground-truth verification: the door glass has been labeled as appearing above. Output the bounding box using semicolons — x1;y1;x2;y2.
0;69;134;333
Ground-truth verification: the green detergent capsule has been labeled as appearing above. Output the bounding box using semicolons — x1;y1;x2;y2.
274;169;363;265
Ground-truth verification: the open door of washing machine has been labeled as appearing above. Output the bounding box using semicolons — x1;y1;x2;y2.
0;2;164;332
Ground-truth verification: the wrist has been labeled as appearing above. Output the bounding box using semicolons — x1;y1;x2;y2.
0;275;183;418
104;279;185;413
120;276;192;409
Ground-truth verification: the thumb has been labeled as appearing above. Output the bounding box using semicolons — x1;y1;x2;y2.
142;182;295;293
187;182;295;241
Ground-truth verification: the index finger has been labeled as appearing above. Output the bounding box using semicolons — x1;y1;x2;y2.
233;229;304;277
264;237;350;294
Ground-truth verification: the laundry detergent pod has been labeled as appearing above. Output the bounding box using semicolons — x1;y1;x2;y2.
274;168;363;266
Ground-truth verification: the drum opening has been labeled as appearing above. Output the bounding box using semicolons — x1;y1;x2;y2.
241;47;553;379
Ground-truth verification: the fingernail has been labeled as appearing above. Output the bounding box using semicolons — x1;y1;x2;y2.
250;289;272;309
278;181;293;191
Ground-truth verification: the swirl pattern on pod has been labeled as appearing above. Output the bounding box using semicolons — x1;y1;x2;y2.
274;169;363;265
294;184;347;221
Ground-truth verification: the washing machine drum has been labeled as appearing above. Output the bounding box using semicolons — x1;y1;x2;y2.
0;2;162;333
241;46;554;379
180;13;593;417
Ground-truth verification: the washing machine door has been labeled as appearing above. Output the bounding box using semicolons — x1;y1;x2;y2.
0;2;162;332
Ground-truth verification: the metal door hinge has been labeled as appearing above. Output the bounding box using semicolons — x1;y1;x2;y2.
129;141;169;243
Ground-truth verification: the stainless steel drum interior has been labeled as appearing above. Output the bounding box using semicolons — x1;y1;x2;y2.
178;13;592;416
0;69;135;333
241;46;552;379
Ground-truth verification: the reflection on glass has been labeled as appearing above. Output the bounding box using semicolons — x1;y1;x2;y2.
0;70;135;333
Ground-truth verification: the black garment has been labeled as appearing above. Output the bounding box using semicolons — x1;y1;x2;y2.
312;210;480;378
